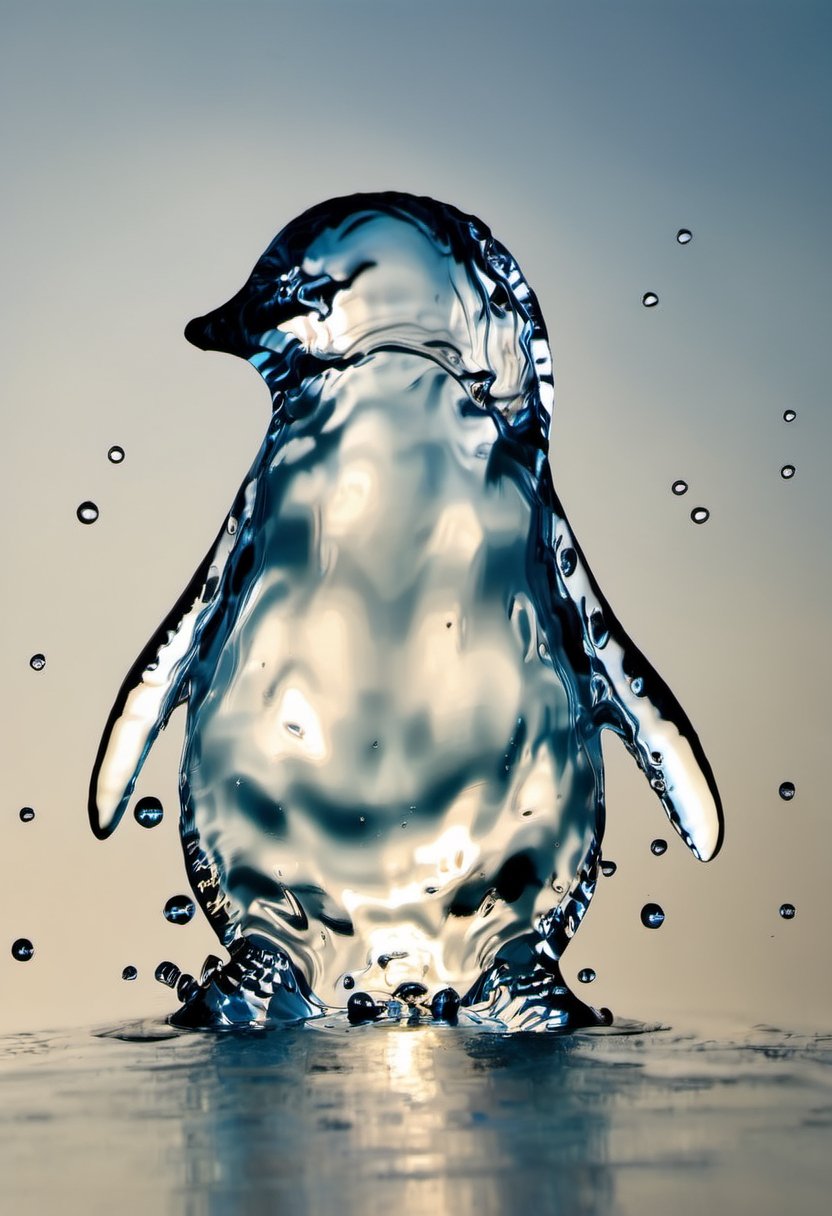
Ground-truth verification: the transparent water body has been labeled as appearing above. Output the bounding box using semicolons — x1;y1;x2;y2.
88;193;722;1033
1;1021;829;1216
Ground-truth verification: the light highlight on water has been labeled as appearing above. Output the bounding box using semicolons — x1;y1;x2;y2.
89;194;723;1032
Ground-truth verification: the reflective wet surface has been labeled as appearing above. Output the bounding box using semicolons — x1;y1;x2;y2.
2;1020;829;1215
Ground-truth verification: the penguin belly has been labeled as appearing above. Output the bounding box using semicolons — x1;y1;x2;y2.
182;354;599;1007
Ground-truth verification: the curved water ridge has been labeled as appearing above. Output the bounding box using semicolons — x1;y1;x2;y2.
89;194;723;1031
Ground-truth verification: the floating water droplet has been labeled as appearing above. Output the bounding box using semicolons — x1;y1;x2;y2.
690;507;710;524
778;781;795;801
164;895;196;925
122;965;138;981
177;972;198;1001
642;292;659;308
155;960;181;988
343;975;355;990
650;838;668;856
19;807;35;823
11;938;34;961
133;796;164;828
783;410;796;423
779;903;796;920
676;229;692;245
29;653;46;671
671;480;688;496
600;860;617;877
76;501;99;525
107;445;125;464
640;902;665;929
347;991;384;1024
559;547;577;577
578;967;596;984
780;464;795;480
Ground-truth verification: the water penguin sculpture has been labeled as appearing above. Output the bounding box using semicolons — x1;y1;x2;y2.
90;194;723;1031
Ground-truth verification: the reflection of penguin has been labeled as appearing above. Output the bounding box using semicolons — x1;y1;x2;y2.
89;194;722;1031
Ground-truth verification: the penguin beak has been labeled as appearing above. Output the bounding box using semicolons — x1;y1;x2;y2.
185;287;250;356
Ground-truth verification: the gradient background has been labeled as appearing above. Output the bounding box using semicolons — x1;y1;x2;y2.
1;0;830;1035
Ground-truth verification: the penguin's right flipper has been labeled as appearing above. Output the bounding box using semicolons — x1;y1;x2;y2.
88;489;253;839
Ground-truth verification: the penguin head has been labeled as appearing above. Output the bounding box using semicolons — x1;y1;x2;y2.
185;193;553;450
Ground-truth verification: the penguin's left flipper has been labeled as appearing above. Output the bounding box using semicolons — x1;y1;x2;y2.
552;512;723;861
88;506;244;840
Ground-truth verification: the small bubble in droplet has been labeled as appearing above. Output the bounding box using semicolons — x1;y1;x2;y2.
630;677;644;695
76;501;99;525
164;895;196;925
11;938;34;962
778;781;795;801
107;445;125;464
650;839;668;856
783;410;796;423
122;965;138;981
19;807;35;823
559;547;577;577
690;507;710;524
600;860;617;877
641;902;665;929
676;228;693;245
642;292;659;308
671;480;688;496
29;653;46;671
578;968;597;984
779;903;796;920
780;464;795;480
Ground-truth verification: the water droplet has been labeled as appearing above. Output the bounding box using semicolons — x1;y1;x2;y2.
690;507;710;524
650;752;663;764
671;480;688;496
19;807;35;823
107;445;125;463
11;938;34;961
630;677;644;695
642;292;659;308
122;965;138;981
371;740;379;749
134;796;164;828
641;902;665;929
155;960;181;988
676;229;692;245
343;975;355;990
347;991;384;1025
164;895;196;925
29;653;46;671
393;981;428;1006
780;464;795;480
779;781;795;801
559;547;577;577
779;903;796;920
783;410;796;423
578;967;596;984
650;838;668;856
600;860;617;877
76;501;99;525
177;972;198;1001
